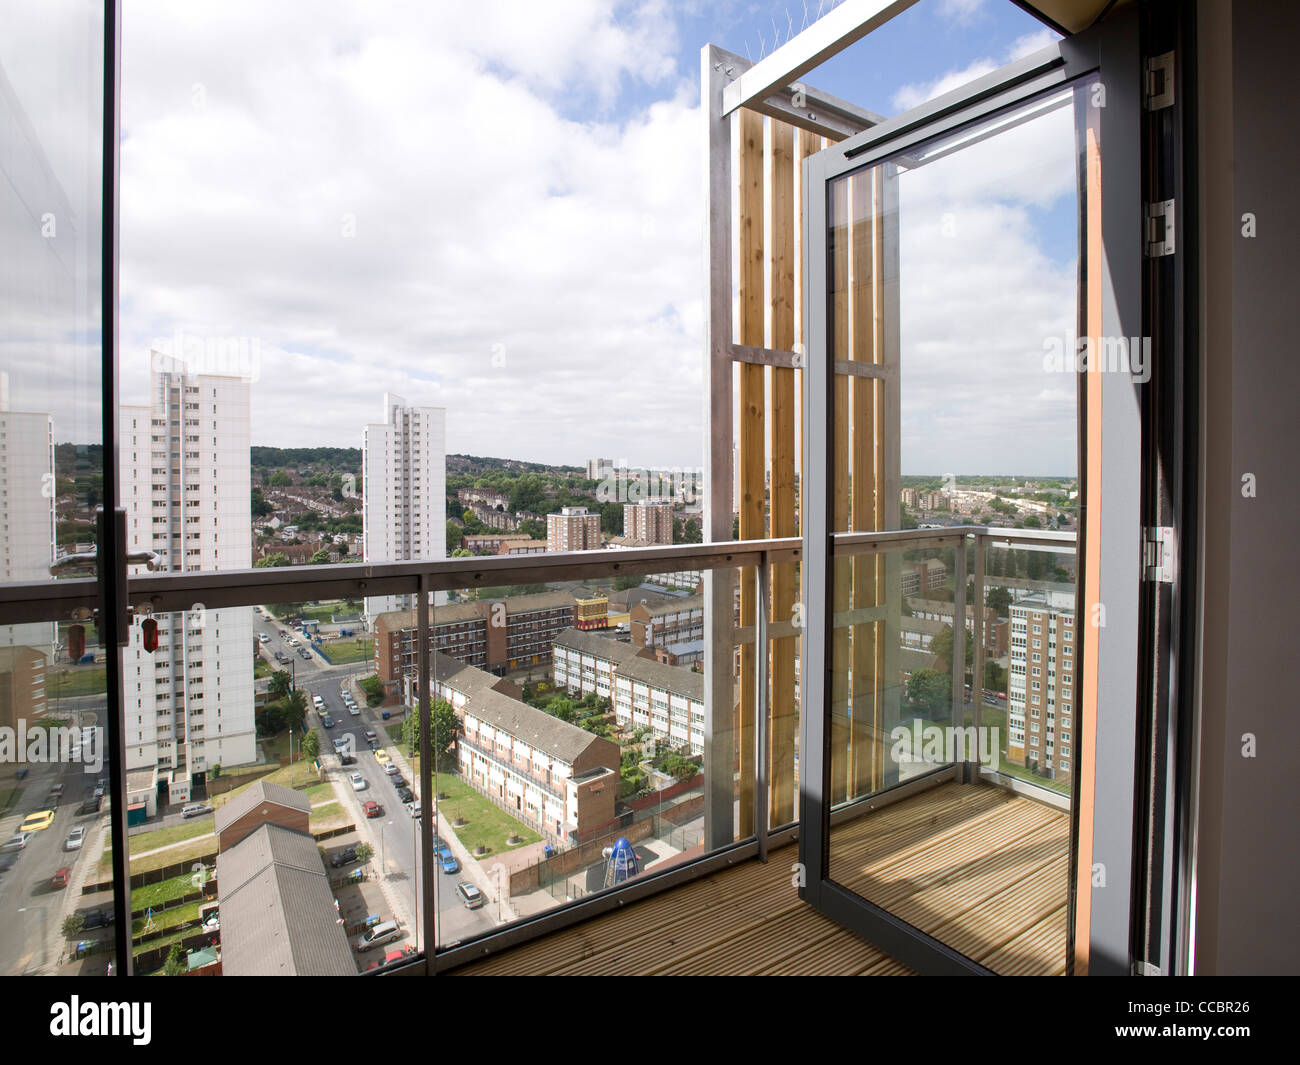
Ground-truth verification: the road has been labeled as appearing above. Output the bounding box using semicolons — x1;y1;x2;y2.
295;668;498;949
0;760;109;974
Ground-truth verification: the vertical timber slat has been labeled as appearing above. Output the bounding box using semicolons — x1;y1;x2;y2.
768;118;798;828
830;175;852;806
737;107;765;839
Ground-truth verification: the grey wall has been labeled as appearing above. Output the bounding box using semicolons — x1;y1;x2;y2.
1193;0;1300;975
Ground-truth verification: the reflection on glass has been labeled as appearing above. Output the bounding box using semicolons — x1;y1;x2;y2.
421;568;746;950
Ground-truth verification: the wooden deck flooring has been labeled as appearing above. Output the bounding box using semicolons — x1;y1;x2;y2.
451;781;1070;976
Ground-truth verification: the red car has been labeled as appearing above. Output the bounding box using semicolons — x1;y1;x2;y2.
363;800;382;819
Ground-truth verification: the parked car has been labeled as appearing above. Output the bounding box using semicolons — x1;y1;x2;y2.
329;845;359;868
82;907;112;930
51;866;71;889
0;851;18;876
65;827;86;851
339;753;356;766
396;786;414;804
312;694;324;709
349;772;367;792
390;773;406;788
435;844;458;874
356;919;401;952
373;749;390;765
298;648;311;660
181;803;212;818
348;705;361;716
404;800;421;819
333;735;349;750
321;714;335;728
48;782;64;799
76;797;101;816
1;834;30;853
363;800;382;818
456;882;484;909
382;762;398;776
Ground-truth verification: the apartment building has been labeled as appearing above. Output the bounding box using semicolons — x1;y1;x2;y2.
457;684;619;843
629;594;703;650
546;506;600;552
0;373;56;659
900;558;948;596
1007;592;1076;785
585;458;614;481
552;627;705;754
623;500;673;545
909;598;1009;658
0;645;45;733
362;393;446;620
119;358;257;799
373;589;577;694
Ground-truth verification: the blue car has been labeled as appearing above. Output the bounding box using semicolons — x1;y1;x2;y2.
435;844;459;874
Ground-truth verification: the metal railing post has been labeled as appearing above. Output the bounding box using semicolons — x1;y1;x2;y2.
951;534;968;781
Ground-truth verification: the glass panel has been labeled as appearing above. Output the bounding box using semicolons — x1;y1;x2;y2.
419;566;747;951
821;81;1091;975
0;5;107;974
110;593;420;975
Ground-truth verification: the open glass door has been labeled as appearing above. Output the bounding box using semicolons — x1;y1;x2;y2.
800;13;1147;975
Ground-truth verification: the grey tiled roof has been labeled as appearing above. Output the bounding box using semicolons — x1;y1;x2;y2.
216;823;355;976
466;688;614;767
552;627;642;662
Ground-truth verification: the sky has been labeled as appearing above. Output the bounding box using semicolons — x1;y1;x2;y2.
1;0;1078;474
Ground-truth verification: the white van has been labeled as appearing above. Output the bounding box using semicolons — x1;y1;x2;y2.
357;919;401;952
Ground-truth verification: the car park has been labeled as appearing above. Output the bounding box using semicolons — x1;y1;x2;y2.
363;800;382;818
329;845;359;868
65;827;86;851
349;772;367;792
456;882;484;909
21;810;55;833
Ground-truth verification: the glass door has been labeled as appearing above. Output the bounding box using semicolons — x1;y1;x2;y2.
800;13;1148;975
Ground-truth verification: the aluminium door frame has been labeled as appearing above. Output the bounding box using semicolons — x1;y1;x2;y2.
800;8;1146;976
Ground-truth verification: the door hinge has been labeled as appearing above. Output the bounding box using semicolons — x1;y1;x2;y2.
1133;959;1164;976
1145;199;1176;257
1143;526;1175;583
1145;51;1175;110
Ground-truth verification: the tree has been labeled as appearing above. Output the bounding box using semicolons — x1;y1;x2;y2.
301;729;320;762
354;842;374;863
308;548;332;565
250;487;274;517
62;913;85;938
163;944;187;976
929;624;972;675
268;471;292;487
982;660;1007;692
985;585;1013;617
255;553;289;568
268;669;292;697
403;699;460;770
446;520;464;555
283;688;308;724
906;668;951;718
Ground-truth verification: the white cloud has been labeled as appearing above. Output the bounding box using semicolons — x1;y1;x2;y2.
891;24;1062;114
107;0;705;466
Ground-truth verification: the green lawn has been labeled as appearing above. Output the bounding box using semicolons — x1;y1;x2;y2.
254;657;273;679
0;785;23;816
309;801;345;828
132;872;210;912
434;773;542;858
321;637;372;664
47;668;108;698
129;816;214;854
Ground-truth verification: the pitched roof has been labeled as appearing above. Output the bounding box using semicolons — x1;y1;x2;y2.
465;688;614;767
635;594;703;618
552;627;642;663
432;651;510;699
216;823;355;976
213;779;310;837
615;655;704;701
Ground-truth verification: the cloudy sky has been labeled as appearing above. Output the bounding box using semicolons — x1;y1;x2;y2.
2;0;1078;473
